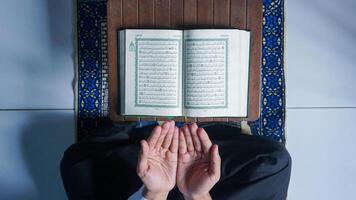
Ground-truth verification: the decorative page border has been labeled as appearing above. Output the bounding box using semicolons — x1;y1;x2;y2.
134;38;181;108
184;38;228;109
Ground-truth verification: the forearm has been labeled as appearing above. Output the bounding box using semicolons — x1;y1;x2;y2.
183;193;212;200
143;187;169;200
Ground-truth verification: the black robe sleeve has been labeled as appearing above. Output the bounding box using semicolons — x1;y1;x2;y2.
61;122;291;200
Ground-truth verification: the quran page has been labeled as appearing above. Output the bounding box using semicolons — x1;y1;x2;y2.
183;29;250;117
119;29;183;116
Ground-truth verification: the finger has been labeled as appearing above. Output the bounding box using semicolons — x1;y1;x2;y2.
183;125;194;152
169;127;179;153
178;129;187;154
155;121;171;149
162;121;175;149
209;144;221;181
189;123;201;152
137;140;149;177
147;126;162;148
197;128;212;153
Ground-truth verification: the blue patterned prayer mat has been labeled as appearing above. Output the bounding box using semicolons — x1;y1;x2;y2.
77;0;286;142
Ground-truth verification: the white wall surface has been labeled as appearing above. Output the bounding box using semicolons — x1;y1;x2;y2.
0;0;75;199
0;0;75;109
286;0;356;199
286;0;356;107
286;109;356;200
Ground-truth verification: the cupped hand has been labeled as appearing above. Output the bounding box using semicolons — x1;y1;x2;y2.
177;123;221;200
137;121;179;199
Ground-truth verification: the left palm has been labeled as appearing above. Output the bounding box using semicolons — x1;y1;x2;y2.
176;124;221;197
137;121;179;193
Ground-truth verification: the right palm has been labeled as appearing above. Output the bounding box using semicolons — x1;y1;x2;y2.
137;121;179;193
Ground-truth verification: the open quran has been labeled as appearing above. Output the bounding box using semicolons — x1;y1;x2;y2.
119;29;250;117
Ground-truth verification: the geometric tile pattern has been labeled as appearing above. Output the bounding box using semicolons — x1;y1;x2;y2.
249;0;286;142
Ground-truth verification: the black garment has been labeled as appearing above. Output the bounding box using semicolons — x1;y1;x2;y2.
61;122;291;200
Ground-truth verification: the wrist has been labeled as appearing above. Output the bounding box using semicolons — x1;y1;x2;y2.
183;193;212;200
143;187;169;200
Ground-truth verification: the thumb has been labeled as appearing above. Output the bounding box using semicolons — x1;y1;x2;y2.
137;140;149;178
209;144;221;181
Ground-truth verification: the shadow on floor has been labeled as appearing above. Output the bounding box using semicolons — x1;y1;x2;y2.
21;111;75;200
